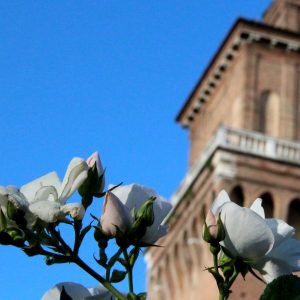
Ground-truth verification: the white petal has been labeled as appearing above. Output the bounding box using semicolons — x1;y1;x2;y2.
6;186;19;194
86;152;104;177
254;257;293;283
110;184;172;225
250;198;265;219
61;203;85;220
100;192;133;236
8;192;29;210
0;186;8;208
143;225;168;244
265;219;295;250
87;286;115;300
266;238;300;270
42;282;92;300
20;172;61;203
211;190;231;215
110;184;152;209
29;201;63;223
221;202;274;260
34;186;59;203
59;158;89;204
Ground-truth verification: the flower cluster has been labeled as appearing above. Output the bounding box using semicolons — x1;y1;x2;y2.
0;152;172;300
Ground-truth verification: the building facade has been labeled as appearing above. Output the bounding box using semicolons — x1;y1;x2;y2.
146;1;300;299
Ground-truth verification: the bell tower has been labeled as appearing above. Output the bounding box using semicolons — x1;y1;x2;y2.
146;1;300;299
264;0;300;32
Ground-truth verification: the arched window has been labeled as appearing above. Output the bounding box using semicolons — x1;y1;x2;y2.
288;199;300;239
259;91;280;136
230;186;244;206
259;192;274;218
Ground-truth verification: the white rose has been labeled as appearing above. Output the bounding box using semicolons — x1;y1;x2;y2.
4;157;88;225
212;190;300;282
109;184;172;244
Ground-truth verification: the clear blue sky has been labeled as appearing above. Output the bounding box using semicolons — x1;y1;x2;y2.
0;1;270;299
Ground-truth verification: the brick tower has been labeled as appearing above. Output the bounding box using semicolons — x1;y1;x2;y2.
145;1;300;299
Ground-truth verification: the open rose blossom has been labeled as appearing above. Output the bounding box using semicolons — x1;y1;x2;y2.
109;184;172;244
0;157;88;225
211;190;300;283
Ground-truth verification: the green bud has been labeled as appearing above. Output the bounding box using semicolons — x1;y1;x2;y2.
110;269;127;283
79;156;105;206
136;197;156;227
128;217;147;241
202;220;213;243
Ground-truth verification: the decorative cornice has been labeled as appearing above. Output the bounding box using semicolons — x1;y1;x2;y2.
178;19;300;128
165;126;300;222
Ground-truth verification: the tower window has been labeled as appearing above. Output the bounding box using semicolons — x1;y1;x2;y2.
230;186;244;206
258;91;280;136
288;199;300;239
259;192;274;218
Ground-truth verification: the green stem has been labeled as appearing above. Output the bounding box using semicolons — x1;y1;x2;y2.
123;248;134;293
213;253;219;274
219;293;225;300
73;220;82;255
74;256;125;300
48;225;126;300
212;252;226;300
106;248;123;281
